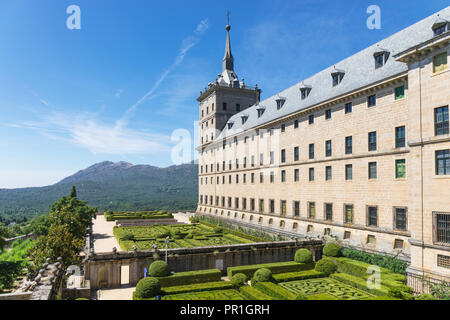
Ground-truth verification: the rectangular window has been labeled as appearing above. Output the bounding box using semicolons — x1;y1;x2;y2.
281;170;286;182
325;109;332;119
395;86;405;100
435;106;449;136
395;159;406;179
269;200;275;213
309;114;314;124
395;126;406;148
270;171;274;183
436;150;450;175
260;172;264;183
368;132;377;151
294;201;300;217
367;206;378;227
260;153;264;165
345;136;352;154
437;255;450;269
281;124;286;133
251;155;255;167
325;166;332;180
433;212;450;245
223;102;227;110
294;169;299;182
236;104;241;112
235;197;239;209
345;102;352;114
433;52;448;73
326;140;332;157
394;207;407;231
228;175;232;184
228;197;232;208
281;149;286;163
281;200;287;216
325;203;333;221
250;198;255;211
294;147;299;161
242;198;247;210
308;202;315;219
236;159;239;169
309;144;314;159
270;151;274;165
259;199;264;213
344;205;353;224
294;120;299;129
309;168;314;181
243;157;247;168
369;162;377;179
368;95;376;107
236;174;239;184
243;174;246;184
345;164;353;180
251;173;255;183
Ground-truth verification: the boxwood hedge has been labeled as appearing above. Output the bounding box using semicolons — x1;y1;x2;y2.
227;261;314;278
253;282;298;300
239;286;273;300
161;281;234;295
272;270;325;283
156;268;221;287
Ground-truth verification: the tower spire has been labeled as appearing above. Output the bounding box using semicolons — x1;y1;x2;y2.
223;11;234;72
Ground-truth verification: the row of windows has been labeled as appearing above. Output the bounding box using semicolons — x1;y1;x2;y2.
198;199;409;231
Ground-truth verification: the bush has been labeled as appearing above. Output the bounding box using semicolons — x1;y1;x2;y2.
134;277;161;299
273;270;325;283
230;273;247;287
294;249;313;263
227;261;313;278
251;268;273;286
388;287;415;300
341;248;408;274
315;258;337;276
149;261;170;277
331;273;389;296
239;286;273;300
157;269;221;287
161;281;233;295
323;243;341;257
213;226;223;233
121;233;135;241
416;293;435;300
254;282;297;300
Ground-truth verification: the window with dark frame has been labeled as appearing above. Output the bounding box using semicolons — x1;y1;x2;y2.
294;201;300;217
345;205;353;224
326;166;332;181
309;143;314;159
395;126;406;148
345;164;353;180
294;120;299;129
345;102;352;114
374;53;385;68
368;206;378;227
294;169;299;182
369;162;377;179
223;102;227;110
436;150;450;175
270;200;275;213
309;114;314;124
309;168;314;181
433;52;448;73
345;136;353;154
325;203;333;221
294;146;299;161
395;86;405;100
396;159;406;179
394;208;407;231
308;202;315;219
326;140;332;157
434;212;450;245
435;106;449;136
433;23;448;36
325;109;332;119
368;94;376;107
281;149;286;163
281;170;286;182
368;131;377;151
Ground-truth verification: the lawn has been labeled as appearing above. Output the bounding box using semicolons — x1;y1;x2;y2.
114;223;262;251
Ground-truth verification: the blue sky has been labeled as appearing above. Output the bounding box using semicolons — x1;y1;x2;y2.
0;0;446;188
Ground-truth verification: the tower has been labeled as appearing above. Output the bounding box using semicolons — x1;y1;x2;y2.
197;17;261;151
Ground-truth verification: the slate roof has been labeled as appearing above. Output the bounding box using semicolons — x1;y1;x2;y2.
215;6;450;141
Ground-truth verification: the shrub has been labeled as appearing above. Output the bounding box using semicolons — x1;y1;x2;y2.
273;270;325;283
315;258;337;276
416;293;435;300
295;293;308;300
254;282;297;300
157;269;221;287
294;249;313;263
239;286;273;300
227;261;313;278
161;281;233;295
251;268;273;286
149;261;170;277
134;277;161;299
121;233;135;241
230;273;247;287
341;248;408;274
213;226;223;233
331;273;389;296
323;243;341;257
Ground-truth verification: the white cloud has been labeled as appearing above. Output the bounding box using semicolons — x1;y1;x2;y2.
115;89;124;98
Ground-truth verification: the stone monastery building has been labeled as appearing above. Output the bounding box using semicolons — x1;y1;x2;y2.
197;7;450;284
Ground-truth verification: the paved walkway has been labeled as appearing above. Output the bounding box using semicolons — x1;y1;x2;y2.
92;214;121;253
97;286;135;300
173;212;194;224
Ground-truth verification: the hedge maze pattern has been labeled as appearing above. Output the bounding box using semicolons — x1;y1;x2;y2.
279;278;374;300
161;289;246;300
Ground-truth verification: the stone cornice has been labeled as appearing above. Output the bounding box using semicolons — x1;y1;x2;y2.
394;32;450;63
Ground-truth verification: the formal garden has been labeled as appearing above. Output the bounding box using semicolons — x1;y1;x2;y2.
104;210;174;221
113;219;270;251
130;243;440;300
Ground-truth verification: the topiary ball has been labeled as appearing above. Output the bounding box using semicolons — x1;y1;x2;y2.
134;277;161;299
294;249;313;263
251;268;273;286
314;258;337;276
416;293;435;300
230;273;247;287
148;260;170;277
322;243;341;257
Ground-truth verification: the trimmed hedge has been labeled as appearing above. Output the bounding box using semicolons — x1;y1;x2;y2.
323;243;341;257
273;270;325;283
315;258;337;276
251;268;273;286
341;248;408;274
254;282;298;300
294;249;313;263
230;273;248;287
161;281;233;295
149;261;170;277
307;293;339;300
330;273;389;296
198;220;267;243
227;261;314;278
134;277;161;299
156;269;221;287
239;286;273;300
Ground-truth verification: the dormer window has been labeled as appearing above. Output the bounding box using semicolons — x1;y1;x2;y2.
276;97;286;110
374;49;390;69
227;122;234;129
257;107;265;118
241;115;248;124
331;69;345;86
432;18;449;36
299;83;312;100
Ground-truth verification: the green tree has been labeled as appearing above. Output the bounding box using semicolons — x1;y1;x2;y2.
0;225;8;252
27;214;52;236
70;186;77;198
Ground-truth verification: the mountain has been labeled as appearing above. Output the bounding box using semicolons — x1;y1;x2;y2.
0;161;198;223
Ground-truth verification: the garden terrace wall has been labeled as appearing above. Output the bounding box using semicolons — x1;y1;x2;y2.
85;239;323;289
